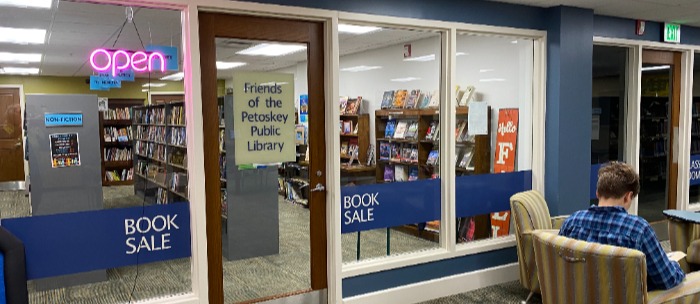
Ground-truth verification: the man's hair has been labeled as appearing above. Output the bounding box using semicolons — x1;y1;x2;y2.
597;161;640;199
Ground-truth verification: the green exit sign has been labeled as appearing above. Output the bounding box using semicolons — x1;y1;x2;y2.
664;23;681;43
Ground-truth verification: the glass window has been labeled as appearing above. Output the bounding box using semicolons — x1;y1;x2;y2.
338;25;443;263
690;52;700;205
454;33;534;243
0;2;191;302
591;45;629;205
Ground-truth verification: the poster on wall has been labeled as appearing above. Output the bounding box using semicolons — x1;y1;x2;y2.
98;97;109;112
232;71;295;165
491;108;519;237
299;94;308;124
49;133;81;168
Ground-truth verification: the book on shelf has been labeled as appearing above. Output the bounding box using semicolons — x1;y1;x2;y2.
157;188;168;204
409;146;419;163
381;90;395;109
427;90;440;108
221;189;228;217
135;107;166;125
169;127;186;146
458;146;474;168
425;121;439;141
379;142;391;160
383;164;395;182
408;166;419;181
390;143;402;162
455;120;467;140
104;147;132;161
426;149;439;166
367;144;375;166
401;145;412;163
458;85;475;107
170;172;188;194
418;91;432;109
405;89;421;109
393;90;408;108
170;105;185;125
219;154;226;180
105;168;133;181
395;165;408;182
385;119;397;138
104;126;132;142
342;120;353;134
345;97;360;115
169;150;187;167
103;107;132;120
339;96;348;114
219;129;225;151
393;120;408;139
340;141;349;156
405;121;419;139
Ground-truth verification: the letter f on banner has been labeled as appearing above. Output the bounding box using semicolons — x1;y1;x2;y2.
496;142;513;166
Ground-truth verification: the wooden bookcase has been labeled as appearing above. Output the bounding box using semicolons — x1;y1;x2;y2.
132;99;188;204
99;98;143;186
374;107;491;240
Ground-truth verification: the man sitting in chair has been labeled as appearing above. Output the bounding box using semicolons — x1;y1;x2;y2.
559;161;685;290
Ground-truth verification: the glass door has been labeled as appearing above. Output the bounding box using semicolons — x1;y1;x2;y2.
638;50;682;223
198;13;327;303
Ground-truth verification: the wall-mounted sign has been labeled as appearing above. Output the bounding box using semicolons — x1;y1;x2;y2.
45;113;83;127
664;23;681;44
232;72;295;165
49;133;80;168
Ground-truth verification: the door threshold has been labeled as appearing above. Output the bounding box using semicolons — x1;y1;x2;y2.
0;181;26;191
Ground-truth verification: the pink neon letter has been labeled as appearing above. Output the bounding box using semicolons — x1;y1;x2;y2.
111;50;130;77
90;49;111;72
131;51;148;72
148;52;166;73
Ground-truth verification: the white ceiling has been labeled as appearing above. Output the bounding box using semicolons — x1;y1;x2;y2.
487;0;700;27
0;0;698;78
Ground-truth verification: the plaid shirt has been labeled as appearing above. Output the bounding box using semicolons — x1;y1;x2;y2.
559;205;685;290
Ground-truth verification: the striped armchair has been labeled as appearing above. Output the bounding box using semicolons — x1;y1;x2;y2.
510;190;567;302
668;218;700;273
532;230;700;304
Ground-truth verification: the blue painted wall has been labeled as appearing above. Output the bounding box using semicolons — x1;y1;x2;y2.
342;247;518;297
545;6;594;216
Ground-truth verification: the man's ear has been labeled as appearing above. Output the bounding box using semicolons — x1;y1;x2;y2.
596;190;600;199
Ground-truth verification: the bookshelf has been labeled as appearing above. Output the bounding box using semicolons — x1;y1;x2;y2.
639;96;669;185
340;113;375;179
132;99;188;204
374;106;491;240
99;98;143;186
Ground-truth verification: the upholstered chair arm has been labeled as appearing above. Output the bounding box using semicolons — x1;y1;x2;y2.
648;271;700;304
550;215;569;230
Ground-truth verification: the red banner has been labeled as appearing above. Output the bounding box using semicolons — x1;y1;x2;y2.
491;109;519;237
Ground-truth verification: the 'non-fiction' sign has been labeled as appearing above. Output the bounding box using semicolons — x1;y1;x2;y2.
1;202;191;280
691;155;700;186
44;113;83;127
233;72;295;165
49;133;80;168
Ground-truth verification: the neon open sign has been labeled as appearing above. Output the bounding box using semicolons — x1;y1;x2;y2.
90;49;165;76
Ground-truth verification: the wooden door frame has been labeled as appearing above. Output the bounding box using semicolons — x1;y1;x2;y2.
641;49;682;211
0;85;26;183
198;12;327;303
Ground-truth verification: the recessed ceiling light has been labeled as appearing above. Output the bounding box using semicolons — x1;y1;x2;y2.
0;27;46;44
0;0;52;9
236;43;306;57
403;54;435;62
338;24;381;34
0;52;42;63
511;40;519;44
390;77;421;82
142;83;167;88
479;78;506;82
456;52;468;56
216;61;246;70
141;89;150;92
0;67;39;75
641;65;670;71
479;69;494;73
160;72;184;81
340;65;382;72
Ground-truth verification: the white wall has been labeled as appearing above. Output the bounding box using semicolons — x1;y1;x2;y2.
276;33;535;171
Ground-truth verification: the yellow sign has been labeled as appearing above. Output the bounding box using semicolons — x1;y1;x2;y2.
233;72;295;165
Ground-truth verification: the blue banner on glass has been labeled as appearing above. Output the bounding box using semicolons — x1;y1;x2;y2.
340;179;440;233
1;202;191;280
146;45;179;71
691;155;700;186
590;163;603;199
455;171;532;218
44;113;83;127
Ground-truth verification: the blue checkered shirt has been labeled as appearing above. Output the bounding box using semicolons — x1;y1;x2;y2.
559;205;685;290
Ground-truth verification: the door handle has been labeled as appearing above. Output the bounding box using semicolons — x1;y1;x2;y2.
311;183;325;192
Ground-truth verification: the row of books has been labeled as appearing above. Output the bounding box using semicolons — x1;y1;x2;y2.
135;125;166;143
105;168;133;181
104;126;131;143
340;139;359;158
157;188;168;204
383;164;419;182
457;146;475;169
169;150;187;167
340;120;359;135
134;107;166;125
170;127;186;146
170;172;188;194
219;129;225;151
219;154;226;180
170;105;185;125
221;189;228;217
381;89;439;109
384;120;419;139
103;107;132;120
455;120;475;142
135;141;166;162
136;160;165;182
104;147;132;161
339;96;361;115
379;142;419;163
